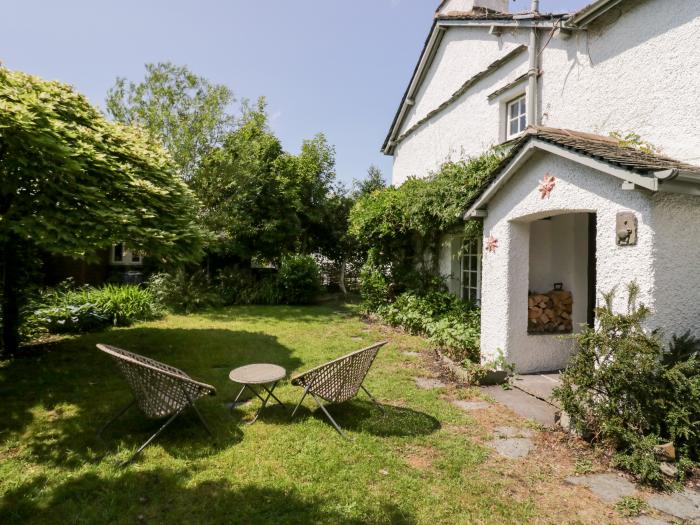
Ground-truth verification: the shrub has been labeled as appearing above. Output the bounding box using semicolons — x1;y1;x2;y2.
147;269;221;314
217;266;256;305
276;254;321;305
553;283;700;487
376;290;480;363
359;258;390;312
31;281;161;333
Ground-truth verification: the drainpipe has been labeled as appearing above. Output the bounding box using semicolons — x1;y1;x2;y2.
527;0;540;127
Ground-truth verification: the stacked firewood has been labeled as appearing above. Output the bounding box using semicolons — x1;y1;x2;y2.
528;290;573;333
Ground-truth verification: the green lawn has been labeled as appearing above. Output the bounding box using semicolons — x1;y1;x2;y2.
0;303;611;524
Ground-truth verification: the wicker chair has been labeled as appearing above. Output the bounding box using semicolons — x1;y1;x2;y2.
96;343;217;465
290;341;388;437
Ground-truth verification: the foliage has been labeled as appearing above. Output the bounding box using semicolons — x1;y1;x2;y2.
376;291;480;363
106;62;235;180
147;270;221;314
30;281;162;333
276;255;322;305
0;66;202;354
614;496;650;518
352;165;386;199
192;101;345;264
359;256;391;312
349;150;502;292
217;267;280;306
191;100;297;261
553;283;700;486
609;130;660;155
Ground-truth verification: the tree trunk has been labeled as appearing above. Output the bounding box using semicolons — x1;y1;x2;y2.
1;237;20;356
338;260;347;295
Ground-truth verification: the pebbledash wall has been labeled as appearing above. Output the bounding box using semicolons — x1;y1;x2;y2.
391;0;700;186
479;150;700;373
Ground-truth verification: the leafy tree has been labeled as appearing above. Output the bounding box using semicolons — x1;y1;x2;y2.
191;99;300;262
352;164;386;198
0;67;203;354
106;62;235;179
291;133;340;254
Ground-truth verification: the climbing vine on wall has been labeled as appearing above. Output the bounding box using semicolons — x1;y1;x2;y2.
348;150;503;289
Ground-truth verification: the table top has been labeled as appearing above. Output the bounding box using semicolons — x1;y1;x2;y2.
229;363;286;384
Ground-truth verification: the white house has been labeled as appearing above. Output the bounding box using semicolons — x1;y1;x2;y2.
383;0;700;373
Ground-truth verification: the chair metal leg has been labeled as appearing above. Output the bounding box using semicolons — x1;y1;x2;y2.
311;393;348;439
290;387;309;419
98;399;136;438
360;385;385;414
190;402;215;438
120;407;184;467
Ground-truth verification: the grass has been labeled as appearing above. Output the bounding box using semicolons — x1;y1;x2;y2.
0;303;621;524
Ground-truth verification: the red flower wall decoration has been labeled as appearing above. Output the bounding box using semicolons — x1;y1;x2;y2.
485;235;499;253
538;174;557;199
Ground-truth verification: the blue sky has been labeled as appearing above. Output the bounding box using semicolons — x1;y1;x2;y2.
0;0;588;186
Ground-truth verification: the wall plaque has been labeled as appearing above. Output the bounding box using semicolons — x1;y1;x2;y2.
616;212;638;246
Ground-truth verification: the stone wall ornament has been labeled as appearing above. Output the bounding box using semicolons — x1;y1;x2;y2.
616;212;638;246
538;174;557;199
485;235;499;253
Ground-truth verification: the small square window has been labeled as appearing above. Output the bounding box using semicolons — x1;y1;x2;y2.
506;95;527;140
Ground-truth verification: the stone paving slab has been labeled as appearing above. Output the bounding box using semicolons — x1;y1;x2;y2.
512;373;563;409
565;473;637;503
489;437;533;459
647;489;700;522
481;385;558;426
402;351;420;357
415;377;446;390
493;426;534;438
452;399;490;411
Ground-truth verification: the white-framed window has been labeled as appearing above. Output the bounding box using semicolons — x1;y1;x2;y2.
461;239;481;305
111;243;143;266
506;95;527;139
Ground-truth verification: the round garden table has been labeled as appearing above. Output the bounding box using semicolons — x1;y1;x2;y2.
229;363;287;423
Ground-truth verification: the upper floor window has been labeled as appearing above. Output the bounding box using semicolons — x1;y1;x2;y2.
506;95;527;140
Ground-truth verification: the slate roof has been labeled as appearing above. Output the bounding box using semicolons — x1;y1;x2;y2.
436;9;566;21
463;126;700;215
509;127;700;176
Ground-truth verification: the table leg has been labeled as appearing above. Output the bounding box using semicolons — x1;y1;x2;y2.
261;382;285;408
230;384;248;414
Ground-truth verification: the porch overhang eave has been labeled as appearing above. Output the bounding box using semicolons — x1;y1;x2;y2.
462;138;662;219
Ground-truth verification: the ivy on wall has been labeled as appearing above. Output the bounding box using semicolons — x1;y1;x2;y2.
348;150;503;280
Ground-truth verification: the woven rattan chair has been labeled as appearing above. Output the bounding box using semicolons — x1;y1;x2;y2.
290;341;388;437
96;343;217;465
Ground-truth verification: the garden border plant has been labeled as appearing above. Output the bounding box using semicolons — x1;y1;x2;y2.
553;282;700;488
350;150;504;369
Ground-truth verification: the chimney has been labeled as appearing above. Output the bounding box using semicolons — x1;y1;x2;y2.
437;0;509;15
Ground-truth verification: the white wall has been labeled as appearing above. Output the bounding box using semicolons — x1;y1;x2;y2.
390;0;700;186
393;31;529;185
480;151;656;373
540;0;700;165
650;191;700;340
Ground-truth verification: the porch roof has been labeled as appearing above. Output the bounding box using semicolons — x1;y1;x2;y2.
463;126;700;218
